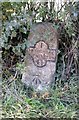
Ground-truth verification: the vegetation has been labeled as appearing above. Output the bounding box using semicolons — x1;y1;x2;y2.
1;1;79;119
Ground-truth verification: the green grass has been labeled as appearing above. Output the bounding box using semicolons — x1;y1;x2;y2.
2;79;78;119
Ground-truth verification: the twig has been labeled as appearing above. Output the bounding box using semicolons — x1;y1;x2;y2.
57;2;67;15
63;41;77;57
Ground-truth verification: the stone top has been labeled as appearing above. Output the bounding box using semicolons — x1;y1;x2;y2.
27;22;58;49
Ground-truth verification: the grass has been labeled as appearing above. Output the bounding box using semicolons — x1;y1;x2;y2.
1;77;78;119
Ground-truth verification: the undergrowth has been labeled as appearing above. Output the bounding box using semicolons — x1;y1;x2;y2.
2;74;78;118
1;1;79;119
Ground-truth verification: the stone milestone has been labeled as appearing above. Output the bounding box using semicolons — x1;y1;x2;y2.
22;22;58;91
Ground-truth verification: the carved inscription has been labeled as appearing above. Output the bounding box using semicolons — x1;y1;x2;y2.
28;41;56;67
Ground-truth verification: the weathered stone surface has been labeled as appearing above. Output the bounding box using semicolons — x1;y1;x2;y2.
22;22;58;91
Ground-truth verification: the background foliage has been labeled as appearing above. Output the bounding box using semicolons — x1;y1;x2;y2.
1;1;79;119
